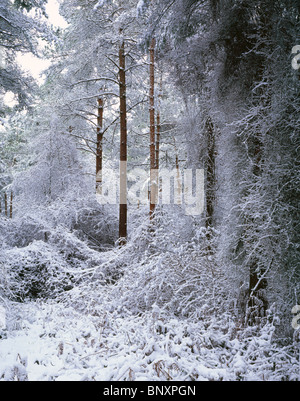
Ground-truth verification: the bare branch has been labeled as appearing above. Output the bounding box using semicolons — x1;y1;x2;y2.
77;146;96;156
71;77;119;88
69;92;119;103
106;55;119;69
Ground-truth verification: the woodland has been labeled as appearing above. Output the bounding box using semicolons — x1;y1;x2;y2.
0;0;299;381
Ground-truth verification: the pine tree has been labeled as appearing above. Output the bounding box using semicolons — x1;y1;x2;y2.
57;0;151;243
0;0;49;114
96;97;104;193
118;36;128;244
149;37;157;220
146;0;300;332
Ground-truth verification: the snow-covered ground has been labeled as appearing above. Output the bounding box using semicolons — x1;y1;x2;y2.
0;300;299;381
0;214;299;381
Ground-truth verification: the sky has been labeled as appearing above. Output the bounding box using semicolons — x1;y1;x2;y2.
45;0;68;29
2;1;68;107
16;0;68;82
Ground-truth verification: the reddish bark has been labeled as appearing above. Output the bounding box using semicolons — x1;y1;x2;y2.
96;97;104;193
119;39;128;244
149;38;157;220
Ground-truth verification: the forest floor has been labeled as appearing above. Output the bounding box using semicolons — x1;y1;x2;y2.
0;215;299;381
0;300;299;381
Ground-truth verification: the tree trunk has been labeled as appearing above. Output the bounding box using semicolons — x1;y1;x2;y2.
206;117;216;229
96;97;104;194
204;117;216;256
4;192;7;217
10;191;13;219
247;135;268;323
149;37;157;220
206;118;216;228
156;111;160;170
175;153;182;204
119;39;127;245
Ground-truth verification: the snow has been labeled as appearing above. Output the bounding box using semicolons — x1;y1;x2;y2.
0;300;299;381
1;0;299;384
93;0;106;11
0;213;299;382
0;306;5;329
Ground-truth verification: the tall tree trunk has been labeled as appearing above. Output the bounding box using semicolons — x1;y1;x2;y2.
156;112;161;200
175;153;182;204
149;37;157;220
156;72;163;171
206;117;216;229
10;192;13;219
156;111;160;170
204;117;216;256
119;39;127;245
247;135;268;324
96;97;104;194
4;192;7;217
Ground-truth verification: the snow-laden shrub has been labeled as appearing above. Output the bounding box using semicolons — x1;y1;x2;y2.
11;193;118;251
0;210;121;303
0;217;46;249
0;353;28;381
46;226;122;283
61;209;229;321
72;201;118;250
0;230;124;303
108;226;227;317
0;191;120;303
1;241;75;301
